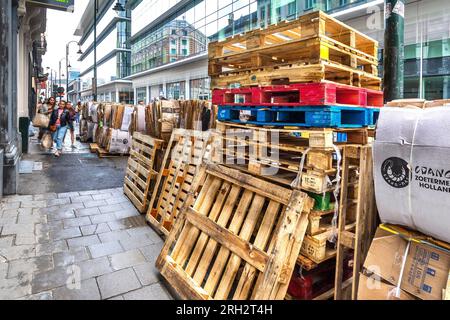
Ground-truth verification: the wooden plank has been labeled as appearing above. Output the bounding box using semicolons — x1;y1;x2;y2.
185;207;269;272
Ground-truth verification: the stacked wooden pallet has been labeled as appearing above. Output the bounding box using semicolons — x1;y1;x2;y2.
123;132;164;213
209;10;380;300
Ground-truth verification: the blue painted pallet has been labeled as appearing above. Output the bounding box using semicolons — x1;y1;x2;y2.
218;105;380;128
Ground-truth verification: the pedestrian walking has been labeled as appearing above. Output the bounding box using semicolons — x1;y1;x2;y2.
38;96;56;141
48;100;71;157
66;101;77;148
75;101;82;124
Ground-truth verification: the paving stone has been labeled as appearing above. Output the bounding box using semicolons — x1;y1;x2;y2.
46;208;76;221
57;192;79;199
67;235;100;248
108;216;146;231
70;195;93;203
75;207;100;217
83;199;107;208
123;283;172;300
120;201;139;211
80;223;111;236
0;236;14;248
98;229;131;243
0;274;32;300
7;255;53;279
97;268;141;299
18;291;54;300
109;249;146;271
20;200;47;208
126;226;156;238
139;243;164;263
50;227;82;241
108;295;124;300
89;213;118;225
53;247;90;268
77;256;113;280
0;244;36;261
1;207;22;217
33;193;58;201
0;216;19;226
52;278;101;300
31;266;71;294
78;190;99;196
105;196;129;205
63;216;92;228
4;195;33;203
98;188;119;194
1;201;21;210
114;208;140;220
36;240;68;256
98;203;123;214
46;198;71;207
15;233;38;245
91;193;114;201
133;262;160;286
17;209;46;224
119;234;154;251
0;260;8;278
1;223;35;235
89;241;123;259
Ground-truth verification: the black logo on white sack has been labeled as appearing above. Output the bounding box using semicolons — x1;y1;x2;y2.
381;157;410;188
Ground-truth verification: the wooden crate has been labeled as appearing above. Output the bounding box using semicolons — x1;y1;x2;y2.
156;164;314;300
210;61;381;90
123;132;163;213
146;129;213;236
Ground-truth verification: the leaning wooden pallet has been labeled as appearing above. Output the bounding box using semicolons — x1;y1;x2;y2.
156;163;314;300
123;132;164;213
146;129;213;237
334;144;376;300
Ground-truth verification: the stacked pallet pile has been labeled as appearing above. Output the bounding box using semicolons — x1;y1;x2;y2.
209;10;382;300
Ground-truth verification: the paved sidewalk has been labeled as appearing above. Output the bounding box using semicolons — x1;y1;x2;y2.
0;187;173;300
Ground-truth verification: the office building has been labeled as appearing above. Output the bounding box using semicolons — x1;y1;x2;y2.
74;0;133;103
125;0;450;102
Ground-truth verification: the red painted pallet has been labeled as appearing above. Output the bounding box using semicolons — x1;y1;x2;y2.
212;82;383;108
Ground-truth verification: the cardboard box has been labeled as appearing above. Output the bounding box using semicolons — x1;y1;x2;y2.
358;273;417;300
374;107;450;243
363;228;450;300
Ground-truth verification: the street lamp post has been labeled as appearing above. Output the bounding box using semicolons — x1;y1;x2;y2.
93;0;98;101
65;40;83;102
58;57;68;101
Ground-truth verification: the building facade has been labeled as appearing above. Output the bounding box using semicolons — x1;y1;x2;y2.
126;0;450;102
1;0;48;197
74;0;133;103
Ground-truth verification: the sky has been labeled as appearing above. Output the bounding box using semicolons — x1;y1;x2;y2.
42;0;89;77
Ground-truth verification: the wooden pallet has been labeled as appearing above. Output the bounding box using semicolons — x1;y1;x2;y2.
97;147;128;158
156;163;314;300
123;132;164;213
210;61;381;91
334;144;376;300
146;129;213;236
208;11;378;63
89;143;100;153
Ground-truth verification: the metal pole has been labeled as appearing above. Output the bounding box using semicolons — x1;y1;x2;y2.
59;61;62;101
66;44;69;101
93;0;98;101
383;0;405;103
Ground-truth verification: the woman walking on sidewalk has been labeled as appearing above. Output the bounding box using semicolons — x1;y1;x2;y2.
49;100;71;157
38;96;57;141
66;101;77;148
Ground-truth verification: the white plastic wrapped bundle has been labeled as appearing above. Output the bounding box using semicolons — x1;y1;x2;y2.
374;106;450;243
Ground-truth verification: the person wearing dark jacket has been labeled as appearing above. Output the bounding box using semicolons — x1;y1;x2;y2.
49;100;70;157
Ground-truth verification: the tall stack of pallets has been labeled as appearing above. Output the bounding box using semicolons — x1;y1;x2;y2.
209;10;381;300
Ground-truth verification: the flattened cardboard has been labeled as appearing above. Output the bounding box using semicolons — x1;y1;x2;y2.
363;228;450;300
358;273;417;300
